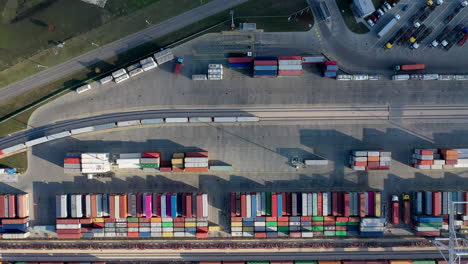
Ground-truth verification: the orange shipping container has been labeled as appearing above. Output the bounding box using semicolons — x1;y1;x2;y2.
16;194;29;218
318;261;341;264
368;156;380;161
444;155;458;160
90;194;97;218
119;194;127;218
389;261;412;264
440;149;458;155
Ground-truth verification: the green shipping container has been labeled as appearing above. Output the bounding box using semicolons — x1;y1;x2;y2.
140;163;159;168
312;193;318;216
336;230;347;236
162;222;174;227
312;226;324;231
301;226;312;231
324;230;335;236
312;216;324;221
295;261;318;264
347;222;359;225
418;222;443;228
278;226;289;232
412;261;436;264
266;192;272;216
336;222;347;226
266;221;277;227
127;218;139;223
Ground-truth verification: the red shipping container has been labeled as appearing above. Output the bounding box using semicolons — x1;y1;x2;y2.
433;192;441;216
0;150;3;155
324;221;335;226
418;160;434;165
93;222;104;228
119;194;127;219
231;217;243;222
186;193;192;217
464;192;468;216
142;152;160;158
278;70;302;76
254;232;266;238
420;150;434;155
446;160;458;165
57;229;81;234
128;222;139;228
109;195;116;219
301;216;312;221
196;232;208;238
172;167;185;172
336;225;347;231
366;262;388;264
417;231;440;236
392;201;399;225
312;221;324;226
64;158;80;164
359;193;366;217
197;194;203;218
136;193;142;218
104;218;116;223
241;193;246;218
367;161;379;168
56;219;79;224
332;192;338;216
181;193;186;217
318;193;323;216
272;193;278;217
174;218;185;223
278;216;289;222
348;216;360;222
0;195;4;218
344;193;350;217
174;222;185;228
377;166;390;170
8;194;15;218
344;262;367;264
278;221;289;226
286;192;292;215
57;233;82;239
81;227;92;232
278;56;302;60
336;217;349;222
324;216;335;221
230;193;236;216
254;60;278;65
324;61;338;65
185;151;209;158
337;192;343;216
155;193;162;217
266;217;277;221
128;232;139;237
79;218;92;224
184;167;209;172
90;194;97;218
160;167;172;172
139;217;151;223
289;232;301;238
197;226;208;232
2;218;27;224
228;57;252;63
354;161;367;166
281;192;287;216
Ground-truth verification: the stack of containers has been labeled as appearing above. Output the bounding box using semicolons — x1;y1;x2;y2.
411;191;468;236
112;68;130;84
208;64;223;80
349;150;392;171
228;57;252;69
0;194;30;239
230;191;383;238
140;57;158;71
323;61;338;78
184;152;209;172
153;49;174;65
253;57;278;77
116;153;141;169
126;62;143;77
359;217;385;237
302;56;325;64
412;149;460;169
278;56;302;76
171;153;185;172
56;193;209;239
81;153;111;173
140;152;160;172
63;153;81;174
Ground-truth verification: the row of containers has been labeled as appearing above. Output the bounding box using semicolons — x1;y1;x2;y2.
323;61;339;78
197;261;444;264
76;49;174;93
55;193;209;239
64;151;219;174
0;116;259;158
411;148;468;169
0;194;30;239
230;192;385;238
349;150;392;171
392;74;468;81
192;64;224;80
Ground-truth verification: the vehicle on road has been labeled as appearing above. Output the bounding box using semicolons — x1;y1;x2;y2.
411;27;433;49
384;2;392;10
370;15;379;23
402;4;409;11
398;28;415;45
377;8;385;17
446;26;467;50
394;64;425;71
402;194;410;224
377;14;401;38
174;57;184;75
391;195;399;225
441;24;464;49
408;24;427;43
385;27;407;48
367;19;375;27
459;28;468;46
431;25;452;47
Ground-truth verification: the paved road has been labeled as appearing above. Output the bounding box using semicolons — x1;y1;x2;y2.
3;105;468;153
0;0;248;103
0;249;447;262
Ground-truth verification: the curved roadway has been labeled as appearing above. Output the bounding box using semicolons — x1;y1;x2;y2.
2;105;468;150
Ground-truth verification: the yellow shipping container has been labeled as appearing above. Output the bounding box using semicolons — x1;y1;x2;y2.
375;192;381;217
93;218;104;222
318;261;341;264
208;226;221;231
171;158;184;165
162;232;174;237
173;153;185;158
150;217;162;223
231;222;243;227
389;261;412;264
185;222;196;227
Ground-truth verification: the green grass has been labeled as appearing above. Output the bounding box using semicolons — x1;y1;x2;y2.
0;152;27;172
335;0;370;34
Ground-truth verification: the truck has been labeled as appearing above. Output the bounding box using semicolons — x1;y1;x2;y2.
408;24;427;43
394;64;425;71
411;27;433;49
446;26;467;50
431;25;452;47
398;28;415;45
173;57;184;75
391;195;399;225
377;14;401;38
385;27;407;48
459;28;468;46
441;24;464;49
403;194;410;225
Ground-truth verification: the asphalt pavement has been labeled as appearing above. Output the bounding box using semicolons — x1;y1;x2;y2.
0;0;248;103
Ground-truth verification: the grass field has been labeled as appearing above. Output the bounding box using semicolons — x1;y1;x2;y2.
335;0;370;34
0;152;27;172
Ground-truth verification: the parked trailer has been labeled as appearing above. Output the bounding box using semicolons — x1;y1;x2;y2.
1;143;26;154
395;64;425;71
377;14;401;38
392;74;410;80
117;120;141;127
214;117;237;123
25;136;49;147
71;126;95;135
165;117;188;123
236;116;260;122
100;75;113;84
189;117;213;123
76;84;92;94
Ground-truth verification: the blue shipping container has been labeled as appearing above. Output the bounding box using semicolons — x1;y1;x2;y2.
360;231;384;237
177;193;183;216
243;221;254;227
324;71;337;77
417;216;443;223
425;191;433;215
253;72;277;77
254;56;277;60
139;232;151;237
416;192;423;215
171;194;177;218
229;63;251;69
326;65;339;71
251;194;257;217
348;231;359;236
255;216;265;221
254;65;278;71
243;217;254;222
277;194;283;217
82;232;94;238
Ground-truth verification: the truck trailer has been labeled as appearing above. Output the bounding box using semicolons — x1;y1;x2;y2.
394;64;426;71
377;14;401;38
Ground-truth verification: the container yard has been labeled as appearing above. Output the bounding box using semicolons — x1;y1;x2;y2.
230;191;384;238
0;193;30;239
349;150;392;171
55;193;209;239
412;148;468;169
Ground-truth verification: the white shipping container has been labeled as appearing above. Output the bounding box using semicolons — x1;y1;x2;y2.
278;65;302;70
214;117;237;122
352;75;368;81
185;157;208;163
85;194;91;218
25;137;49;147
192;74;208;80
438;75;456;81
141;118;163;124
302;193;308;216
153;49;173;59
140;57;157;66
352;166;366;170
46;131;71;141
423;74;439;80
184;162;209;168
392;74;410;80
76;84;92;94
322;192;329;216
254;222;265;226
367;151;380;156
165;117;188;123
278;60;302;65
202;193;208;217
305;160;328;165
431;164;443;169
117;120;140;127
208;64;223;69
112;69;127;78
2;143;26;154
126;62;141;72
231;227;243;232
3;232;30;239
141;62;158;71
119;153;141;159
189;117;212;123
100;75;113;84
256;192;261;216
81;153;109;159
71;126;95;135
56;224;81;229
129;68;143;77
115;73;130;83
246;194;251;218
236;116;260;122
337;75;352;81
455;75;468;81
307;193;312;217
